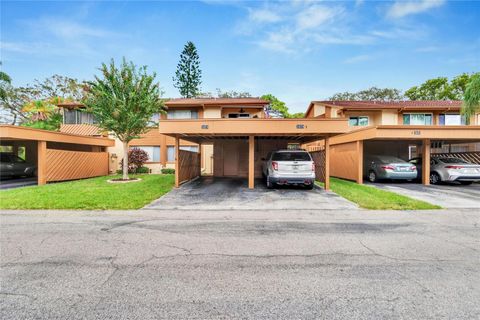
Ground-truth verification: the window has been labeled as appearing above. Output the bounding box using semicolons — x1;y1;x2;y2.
439;114;466;125
63;109;97;124
349;116;369;126
403;113;432;125
272;152;311;161
130;146;160;162
228;113;251;118
167;110;198;119
179;146;199;152
167;146;175;162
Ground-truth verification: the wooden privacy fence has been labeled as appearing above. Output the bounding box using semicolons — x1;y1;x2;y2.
310;149;326;183
432;151;480;164
45;149;109;182
178;149;200;184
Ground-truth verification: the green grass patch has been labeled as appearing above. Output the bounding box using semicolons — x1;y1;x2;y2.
0;174;174;210
317;178;441;210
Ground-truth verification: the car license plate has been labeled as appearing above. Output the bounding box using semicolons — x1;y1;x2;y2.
398;167;407;171
292;165;299;170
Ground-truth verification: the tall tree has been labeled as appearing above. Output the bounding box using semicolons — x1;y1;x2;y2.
173;41;202;98
405;77;452;100
0;62;12;100
261;94;289;118
216;89;252;98
461;73;480;124
329;87;404;101
85;58;165;180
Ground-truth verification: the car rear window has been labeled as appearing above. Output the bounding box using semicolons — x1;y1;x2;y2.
437;157;469;164
272;152;311;161
0;153;12;163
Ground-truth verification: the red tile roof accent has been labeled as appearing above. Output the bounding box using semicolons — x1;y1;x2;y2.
60;124;104;136
315;100;462;109
165;98;269;106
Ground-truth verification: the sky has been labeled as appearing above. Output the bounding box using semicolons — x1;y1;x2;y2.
1;0;479;113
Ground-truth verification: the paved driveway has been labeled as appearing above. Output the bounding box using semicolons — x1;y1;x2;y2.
145;176;357;210
0;177;37;190
367;182;480;208
1;209;479;319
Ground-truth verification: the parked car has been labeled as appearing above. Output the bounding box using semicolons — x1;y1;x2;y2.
262;149;315;189
0;153;36;178
409;157;480;185
364;154;417;183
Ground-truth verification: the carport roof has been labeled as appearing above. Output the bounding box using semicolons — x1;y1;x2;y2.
0;125;115;147
330;125;480;145
158;118;349;143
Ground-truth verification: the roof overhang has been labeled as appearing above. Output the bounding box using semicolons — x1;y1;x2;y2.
159;118;349;143
330;125;480;145
0;125;115;147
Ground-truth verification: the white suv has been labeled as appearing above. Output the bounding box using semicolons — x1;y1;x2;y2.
262;150;316;189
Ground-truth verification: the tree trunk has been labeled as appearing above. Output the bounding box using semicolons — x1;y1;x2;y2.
122;141;129;180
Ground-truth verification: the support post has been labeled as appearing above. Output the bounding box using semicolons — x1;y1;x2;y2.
37;140;47;185
198;143;202;177
175;135;180;188
324;137;330;190
356;140;363;184
248;135;255;189
422;139;431;185
160;134;167;166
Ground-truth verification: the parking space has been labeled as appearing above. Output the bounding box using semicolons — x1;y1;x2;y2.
367;181;480;208
145;176;357;210
0;177;37;190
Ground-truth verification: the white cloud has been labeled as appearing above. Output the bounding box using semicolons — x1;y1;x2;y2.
387;0;445;19
248;8;282;23
296;5;342;30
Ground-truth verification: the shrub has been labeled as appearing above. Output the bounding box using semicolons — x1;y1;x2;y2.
161;168;175;174
136;167;150;174
120;148;149;173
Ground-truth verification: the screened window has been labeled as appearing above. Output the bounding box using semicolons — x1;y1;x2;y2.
130;146;160;162
439;114;466;125
167;146;175;162
349;116;369;126
63;109;97;124
403;114;432;125
167;110;198;119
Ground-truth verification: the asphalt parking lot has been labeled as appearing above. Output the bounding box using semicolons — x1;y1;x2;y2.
368;182;480;208
145;176;357;210
1;208;479;319
0;177;37;190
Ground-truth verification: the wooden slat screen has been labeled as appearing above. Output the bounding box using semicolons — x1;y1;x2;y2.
178;149;200;184
310;149;326;183
432;151;480;164
330;141;362;182
46;149;109;182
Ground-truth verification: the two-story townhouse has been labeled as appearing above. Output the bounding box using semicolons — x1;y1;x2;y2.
304;100;480;185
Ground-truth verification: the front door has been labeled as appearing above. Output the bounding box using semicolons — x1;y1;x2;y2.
223;142;239;176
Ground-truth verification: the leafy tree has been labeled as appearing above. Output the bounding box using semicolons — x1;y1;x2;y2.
461;73;480;124
329;87;404;101
405;77;453;100
0;62;12;100
85;58;165;180
216;89;252;98
21;97;67;131
261;94;289;118
289;112;305;118
173;41;202;98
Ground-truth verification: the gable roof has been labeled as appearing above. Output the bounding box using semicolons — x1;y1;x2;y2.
165;98;269;107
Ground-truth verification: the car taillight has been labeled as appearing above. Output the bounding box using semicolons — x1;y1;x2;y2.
410;166;416;171
445;165;463;169
272;161;278;171
312;162;315;171
381;165;395;170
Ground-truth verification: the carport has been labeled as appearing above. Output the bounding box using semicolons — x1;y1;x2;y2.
158;118;349;190
328;125;480;185
0;125;114;185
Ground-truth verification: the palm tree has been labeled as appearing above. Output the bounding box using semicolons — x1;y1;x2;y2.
461;73;480;124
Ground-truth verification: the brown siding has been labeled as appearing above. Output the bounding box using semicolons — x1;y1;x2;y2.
45;149;109;182
178;150;200;184
330;141;363;182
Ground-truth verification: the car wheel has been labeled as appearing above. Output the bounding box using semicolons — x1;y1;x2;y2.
459;181;473;186
266;175;274;189
305;183;314;190
368;170;377;183
430;172;441;185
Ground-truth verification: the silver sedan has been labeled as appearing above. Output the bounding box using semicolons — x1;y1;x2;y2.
409;157;480;185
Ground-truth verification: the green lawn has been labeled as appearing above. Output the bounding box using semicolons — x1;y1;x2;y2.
0;174;174;210
317;178;441;210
